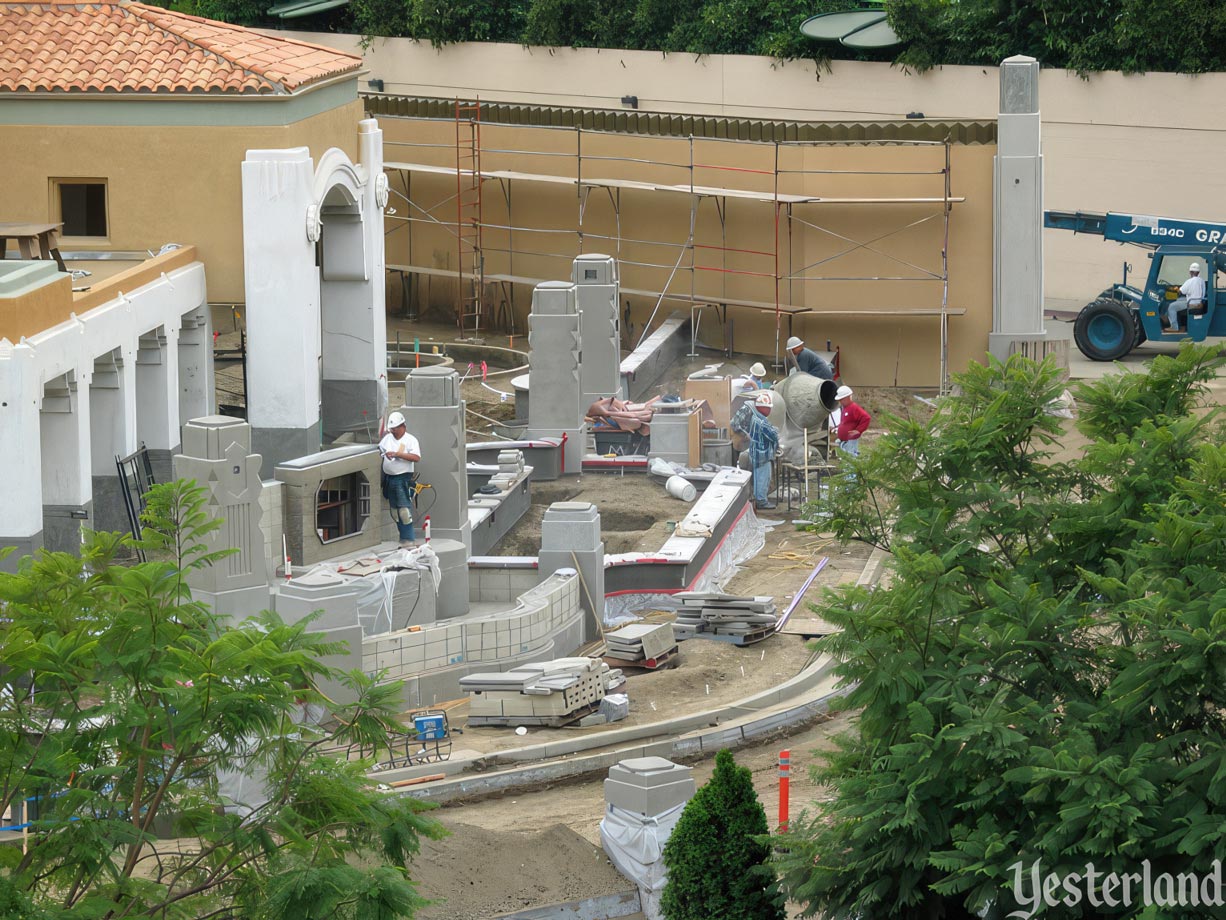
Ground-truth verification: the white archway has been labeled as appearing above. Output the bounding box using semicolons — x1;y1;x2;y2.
242;121;388;473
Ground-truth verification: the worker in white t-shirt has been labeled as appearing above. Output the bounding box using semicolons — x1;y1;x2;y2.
1169;262;1207;333
378;411;422;547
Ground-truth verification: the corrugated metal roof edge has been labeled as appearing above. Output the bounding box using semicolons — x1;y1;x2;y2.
361;93;996;145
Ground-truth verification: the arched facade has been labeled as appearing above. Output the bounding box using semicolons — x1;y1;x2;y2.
242;119;388;473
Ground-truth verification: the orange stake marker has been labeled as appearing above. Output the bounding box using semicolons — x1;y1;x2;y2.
778;749;790;832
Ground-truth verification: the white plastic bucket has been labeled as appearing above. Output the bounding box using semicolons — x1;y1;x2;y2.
665;475;697;502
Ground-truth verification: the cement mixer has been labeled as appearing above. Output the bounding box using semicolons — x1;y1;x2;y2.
770;372;838;465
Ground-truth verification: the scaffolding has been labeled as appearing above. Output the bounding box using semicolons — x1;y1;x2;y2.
383;106;967;390
454;99;485;341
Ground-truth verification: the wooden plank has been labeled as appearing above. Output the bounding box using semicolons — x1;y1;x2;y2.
385;263;963;317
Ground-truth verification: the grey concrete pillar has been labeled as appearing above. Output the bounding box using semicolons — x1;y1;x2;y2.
173;416;270;620
402;365;471;619
600;756;696;920
401;366;472;552
526;281;585;474
538;501;605;642
990;55;1051;359
572;254;621;411
177;305;214;429
429;538;470;620
136;325;181;485
89;348;137;536
40;370;93;553
273;574;363;705
0;339;44;570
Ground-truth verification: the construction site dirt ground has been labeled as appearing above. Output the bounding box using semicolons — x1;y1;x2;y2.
203;312;1226;919
206;313;932;919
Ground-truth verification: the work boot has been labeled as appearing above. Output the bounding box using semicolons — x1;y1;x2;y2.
757;500;777;510
399;539;415;549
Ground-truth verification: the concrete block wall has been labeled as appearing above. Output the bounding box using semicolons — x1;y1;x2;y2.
362;571;582;698
469;565;547;603
258;479;285;579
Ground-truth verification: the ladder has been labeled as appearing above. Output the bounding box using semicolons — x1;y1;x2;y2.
455;98;485;342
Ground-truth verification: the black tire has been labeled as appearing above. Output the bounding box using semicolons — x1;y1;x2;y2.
1073;298;1137;361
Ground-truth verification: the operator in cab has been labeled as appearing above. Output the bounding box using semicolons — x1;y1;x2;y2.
1167;262;1206;333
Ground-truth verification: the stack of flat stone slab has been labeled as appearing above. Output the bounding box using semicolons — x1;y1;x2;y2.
604;622;680;670
460;657;625;727
672;592;778;646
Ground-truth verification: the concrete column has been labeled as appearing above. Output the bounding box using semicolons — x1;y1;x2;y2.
0;339;45;569
990;55;1051;359
40;370;93;553
89;348;138;536
173;416;270;621
243;147;321;474
538;501;605;643
177;304;214;428
357;118;388;425
136;324;181;484
526;281;585;473
573;254;621;411
402;365;471;619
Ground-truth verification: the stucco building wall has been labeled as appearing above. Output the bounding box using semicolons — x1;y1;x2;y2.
380;116;992;387
283;33;1226;311
0;97;365;303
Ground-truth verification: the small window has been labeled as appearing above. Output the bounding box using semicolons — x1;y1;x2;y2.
315;473;371;544
51;179;108;239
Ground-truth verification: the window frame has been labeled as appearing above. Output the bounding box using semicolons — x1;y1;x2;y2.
49;177;110;244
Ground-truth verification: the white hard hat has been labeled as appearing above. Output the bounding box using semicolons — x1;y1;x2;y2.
1190;262;1201;272
387;411;406;428
786;336;804;350
836;385;853;400
755;392;773;407
749;362;767;377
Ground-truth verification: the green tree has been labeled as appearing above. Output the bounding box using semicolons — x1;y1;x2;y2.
660;749;785;920
0;479;444;920
775;345;1226;918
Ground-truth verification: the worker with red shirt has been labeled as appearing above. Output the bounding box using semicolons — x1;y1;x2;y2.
834;385;871;457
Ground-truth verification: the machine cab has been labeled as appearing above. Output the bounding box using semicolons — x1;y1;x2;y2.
1141;251;1221;341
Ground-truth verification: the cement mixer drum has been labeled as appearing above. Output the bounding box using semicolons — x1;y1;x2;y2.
773;372;837;430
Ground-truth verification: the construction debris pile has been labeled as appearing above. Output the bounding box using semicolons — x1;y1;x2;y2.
672;592;778;646
460;657;625;727
604;622;680;670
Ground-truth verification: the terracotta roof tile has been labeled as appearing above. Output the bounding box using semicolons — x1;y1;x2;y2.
0;0;361;95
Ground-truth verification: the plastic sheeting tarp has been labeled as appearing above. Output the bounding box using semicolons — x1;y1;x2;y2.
600;802;687;920
297;546;442;636
603;507;775;625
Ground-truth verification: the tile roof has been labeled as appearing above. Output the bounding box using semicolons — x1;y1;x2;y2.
0;0;361;95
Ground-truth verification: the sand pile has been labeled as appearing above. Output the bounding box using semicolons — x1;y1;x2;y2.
410;821;630;919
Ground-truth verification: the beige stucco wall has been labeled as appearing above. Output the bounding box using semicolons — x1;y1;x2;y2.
382;116;992;387
285;32;1226;311
0;98;364;303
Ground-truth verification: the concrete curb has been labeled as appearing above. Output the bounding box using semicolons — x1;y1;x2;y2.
390;656;845;803
491;890;641;920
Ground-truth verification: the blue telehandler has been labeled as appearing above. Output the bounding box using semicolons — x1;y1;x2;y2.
1044;210;1226;360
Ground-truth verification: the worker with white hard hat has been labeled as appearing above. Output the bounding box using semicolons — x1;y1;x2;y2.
730;391;780;510
785;335;833;381
833;385;872;458
735;361;770;392
1169;261;1206;333
379;410;422;548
